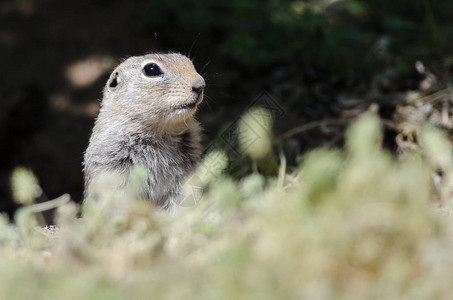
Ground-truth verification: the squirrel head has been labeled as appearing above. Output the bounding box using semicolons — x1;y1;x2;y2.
102;53;205;130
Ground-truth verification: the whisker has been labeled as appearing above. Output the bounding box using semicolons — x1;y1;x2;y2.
202;94;215;112
200;60;211;74
188;33;201;61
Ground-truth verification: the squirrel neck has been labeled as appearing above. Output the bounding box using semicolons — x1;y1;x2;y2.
96;105;195;141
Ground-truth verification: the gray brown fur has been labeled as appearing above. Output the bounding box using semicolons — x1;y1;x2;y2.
83;53;205;209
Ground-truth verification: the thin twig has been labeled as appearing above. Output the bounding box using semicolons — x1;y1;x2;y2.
279;118;352;141
418;89;450;104
279;116;397;142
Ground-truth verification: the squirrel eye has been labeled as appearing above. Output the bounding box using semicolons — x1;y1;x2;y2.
143;63;163;77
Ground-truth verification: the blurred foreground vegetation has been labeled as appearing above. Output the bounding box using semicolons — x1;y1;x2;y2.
3;112;453;299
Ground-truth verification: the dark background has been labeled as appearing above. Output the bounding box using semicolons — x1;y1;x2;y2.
1;0;452;216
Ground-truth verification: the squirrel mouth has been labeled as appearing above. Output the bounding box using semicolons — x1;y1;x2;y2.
176;95;202;111
178;101;197;110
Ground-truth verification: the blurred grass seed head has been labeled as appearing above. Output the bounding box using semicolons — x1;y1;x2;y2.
238;107;273;160
10;167;42;205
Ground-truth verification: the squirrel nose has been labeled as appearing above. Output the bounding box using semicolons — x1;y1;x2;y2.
192;79;205;95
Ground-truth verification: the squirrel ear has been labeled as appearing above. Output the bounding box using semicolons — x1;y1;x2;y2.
109;71;120;88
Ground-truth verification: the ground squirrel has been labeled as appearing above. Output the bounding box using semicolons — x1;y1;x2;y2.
83;52;205;209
